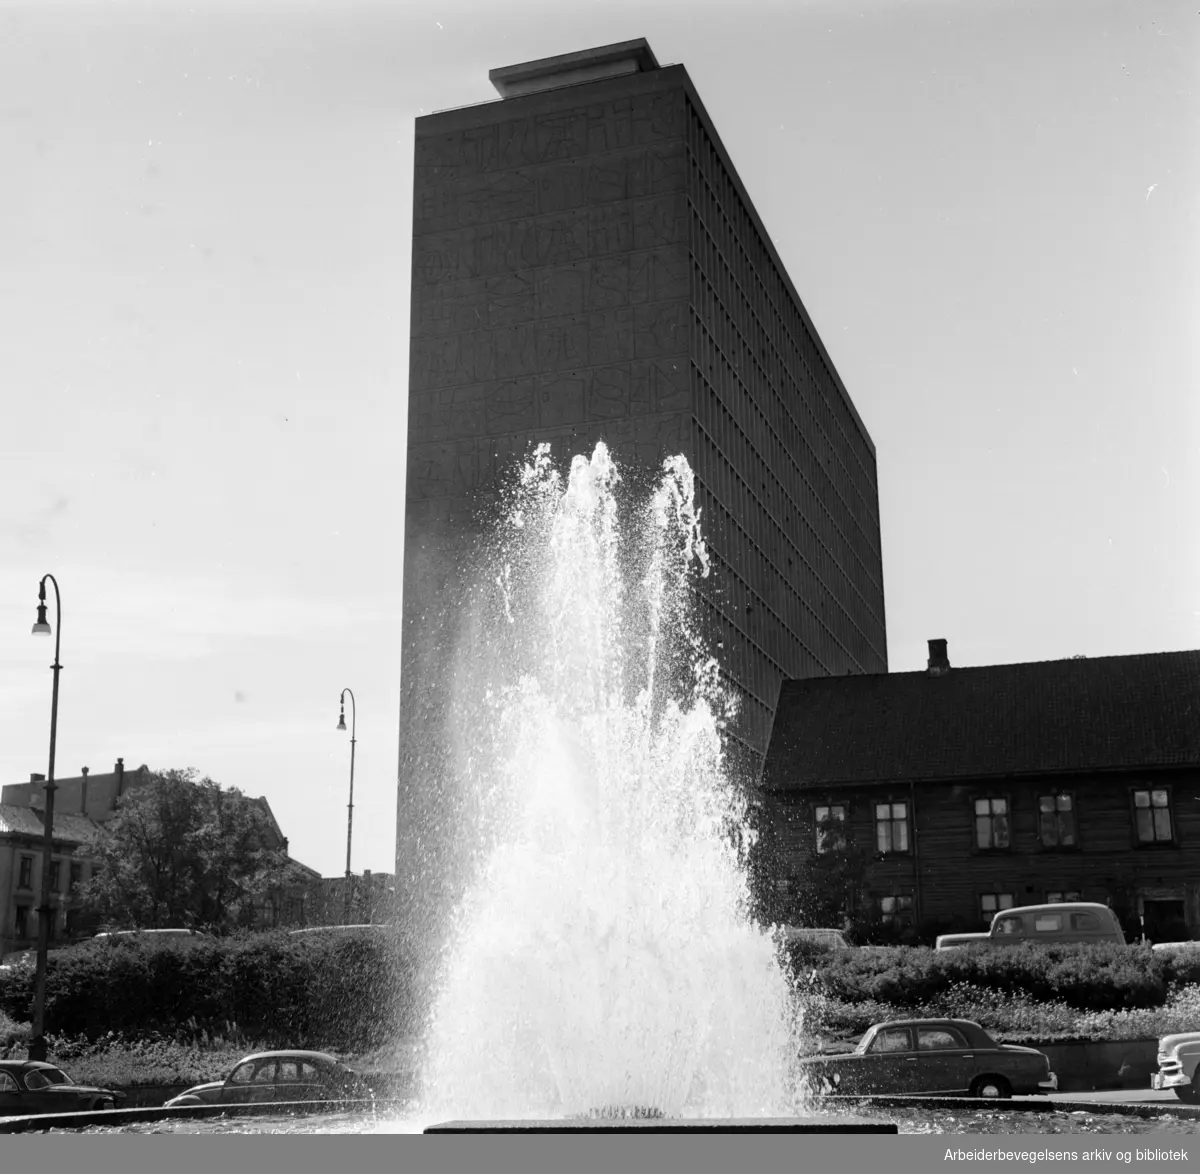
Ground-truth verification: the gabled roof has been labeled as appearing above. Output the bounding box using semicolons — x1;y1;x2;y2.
763;649;1200;789
0;805;104;844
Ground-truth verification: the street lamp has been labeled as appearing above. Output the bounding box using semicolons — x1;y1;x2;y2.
28;574;62;1064
337;689;356;925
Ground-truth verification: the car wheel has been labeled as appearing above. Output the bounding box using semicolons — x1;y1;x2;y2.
1173;1082;1200;1104
970;1075;1012;1100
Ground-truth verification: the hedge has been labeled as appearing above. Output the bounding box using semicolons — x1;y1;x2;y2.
0;928;422;1050
780;938;1200;1012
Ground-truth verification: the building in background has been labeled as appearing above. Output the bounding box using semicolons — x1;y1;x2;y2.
0;759;319;955
304;871;397;927
400;39;887;944
757;643;1200;943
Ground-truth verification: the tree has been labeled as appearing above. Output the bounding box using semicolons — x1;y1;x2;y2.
79;768;309;933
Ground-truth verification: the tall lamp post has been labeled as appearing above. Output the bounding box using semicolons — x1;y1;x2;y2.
28;574;62;1063
336;689;356;926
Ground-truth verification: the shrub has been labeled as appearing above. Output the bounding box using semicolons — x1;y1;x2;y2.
783;941;1167;1013
0;928;420;1051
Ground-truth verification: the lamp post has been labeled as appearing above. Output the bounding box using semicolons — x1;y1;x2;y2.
337;689;356;926
28;574;62;1063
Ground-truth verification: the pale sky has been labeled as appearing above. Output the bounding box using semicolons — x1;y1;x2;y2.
1;0;1196;879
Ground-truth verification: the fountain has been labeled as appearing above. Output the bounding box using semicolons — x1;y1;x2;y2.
411;441;886;1133
0;443;1181;1137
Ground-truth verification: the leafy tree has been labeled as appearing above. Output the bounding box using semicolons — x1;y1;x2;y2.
78;768;308;933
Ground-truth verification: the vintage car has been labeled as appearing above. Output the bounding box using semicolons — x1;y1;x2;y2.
780;927;850;950
1151;1032;1200;1102
934;933;991;951
798;1018;1057;1099
985;903;1125;947
163;1050;374;1108
0;1061;125;1116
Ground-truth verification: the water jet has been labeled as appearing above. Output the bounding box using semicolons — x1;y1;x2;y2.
409;443;888;1133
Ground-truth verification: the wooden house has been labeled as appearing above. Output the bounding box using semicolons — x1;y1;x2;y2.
755;641;1200;943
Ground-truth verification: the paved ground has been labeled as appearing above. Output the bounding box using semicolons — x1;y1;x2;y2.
1047;1087;1187;1107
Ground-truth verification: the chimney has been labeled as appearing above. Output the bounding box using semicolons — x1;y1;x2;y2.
30;773;45;783
115;757;125;795
927;638;951;677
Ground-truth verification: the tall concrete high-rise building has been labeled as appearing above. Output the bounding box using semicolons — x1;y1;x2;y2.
398;40;887;942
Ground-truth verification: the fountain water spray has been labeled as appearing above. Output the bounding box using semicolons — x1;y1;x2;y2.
419;442;803;1121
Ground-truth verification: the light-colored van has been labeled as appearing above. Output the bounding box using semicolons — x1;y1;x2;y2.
986;902;1125;947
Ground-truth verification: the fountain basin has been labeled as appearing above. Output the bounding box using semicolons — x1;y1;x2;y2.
423;1116;896;1133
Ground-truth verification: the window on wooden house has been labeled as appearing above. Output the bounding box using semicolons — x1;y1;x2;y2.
979;892;1015;924
18;856;33;889
814;804;847;854
879;894;913;927
874;802;909;853
974;797;1010;849
1038;793;1077;847
1046;890;1082;904
1132;789;1173;844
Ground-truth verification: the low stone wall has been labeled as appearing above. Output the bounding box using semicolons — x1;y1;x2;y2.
1032;1038;1158;1092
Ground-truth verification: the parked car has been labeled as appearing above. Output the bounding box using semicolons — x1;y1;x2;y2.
798;1018;1057;1099
0;1061;125;1116
780;926;850;950
1151;1032;1200;1102
1151;941;1200;955
163;1051;374;1108
984;903;1125;947
935;933;991;951
93;928;206;942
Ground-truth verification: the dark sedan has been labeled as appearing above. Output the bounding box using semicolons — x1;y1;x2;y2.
798;1018;1057;1099
163;1051;374;1108
0;1061;125;1116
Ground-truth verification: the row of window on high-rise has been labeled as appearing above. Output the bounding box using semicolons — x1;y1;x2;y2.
683;101;879;513
686;207;882;586
692;403;881;670
697;492;867;683
696;489;847;687
692;376;882;663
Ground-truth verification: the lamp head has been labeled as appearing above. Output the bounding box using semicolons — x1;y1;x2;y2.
31;603;51;636
337;711;346;732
